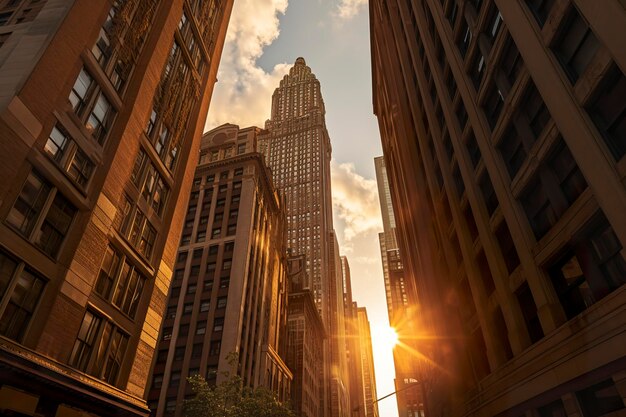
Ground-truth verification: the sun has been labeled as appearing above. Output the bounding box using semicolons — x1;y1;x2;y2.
381;326;399;349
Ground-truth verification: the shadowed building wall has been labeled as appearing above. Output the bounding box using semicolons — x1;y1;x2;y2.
370;0;626;415
0;1;233;416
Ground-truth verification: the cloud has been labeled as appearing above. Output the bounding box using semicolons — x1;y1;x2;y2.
335;0;367;19
331;160;382;246
205;0;291;130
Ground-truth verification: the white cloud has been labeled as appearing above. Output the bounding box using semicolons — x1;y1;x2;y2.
205;0;291;130
331;160;382;246
335;0;367;20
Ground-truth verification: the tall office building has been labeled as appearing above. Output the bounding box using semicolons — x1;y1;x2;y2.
371;0;626;415
341;257;367;417
374;156;423;417
259;57;334;325
260;57;348;417
356;307;379;417
0;0;232;415
147;124;292;416
286;253;327;417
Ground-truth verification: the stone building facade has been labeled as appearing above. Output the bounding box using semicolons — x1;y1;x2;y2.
147;124;292;416
370;0;626;415
0;0;232;415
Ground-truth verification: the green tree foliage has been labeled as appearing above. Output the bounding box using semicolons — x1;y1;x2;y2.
184;354;294;417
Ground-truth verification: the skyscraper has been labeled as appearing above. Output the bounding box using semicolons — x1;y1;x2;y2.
0;0;232;415
371;0;626;415
356;307;379;417
147;124;292;416
374;156;423;417
259;57;334;325
260;57;347;417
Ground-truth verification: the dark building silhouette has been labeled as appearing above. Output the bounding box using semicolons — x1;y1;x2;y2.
0;0;233;415
371;0;626;415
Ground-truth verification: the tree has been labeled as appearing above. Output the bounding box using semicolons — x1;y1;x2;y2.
184;354;294;417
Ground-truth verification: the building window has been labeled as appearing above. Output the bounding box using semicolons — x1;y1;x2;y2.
538;399;566;417
469;51;486;89
548;213;626;319
6;171;77;258
119;198;157;260
476;250;495;295
497;36;524;87
131;149;170;216
519;139;586;240
69;310;129;386
482;85;504;129
498;125;527;179
200;300;210;312
222;259;232;271
217;297;227;309
234;168;243;176
174;346;185;361
0;252;46;343
586;64;626;161
548;139;587;205
493;307;513;360
226;224;236;236
552;6;600;84
479;172;498;217
525;0;555;27
576;379;625;417
457;20;472;57
187;283;196;295
520;81;550;139
516;281;544;343
237;144;246;154
196;321;206;335
94;245;146;319
495;221;520;274
44;124;95;188
69;68;117;144
213;317;224;332
209;340;221;356
520;178;557;240
211;228;221;239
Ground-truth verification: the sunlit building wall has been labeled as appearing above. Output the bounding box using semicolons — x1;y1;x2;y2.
0;0;232;415
371;0;626;415
356;307;379;417
147;124;292;416
341;256;367;417
374;156;424;417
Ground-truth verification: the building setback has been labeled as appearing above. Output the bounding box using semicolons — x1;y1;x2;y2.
147;124;292;416
374;156;423;417
260;57;348;417
371;0;626;416
0;0;232;416
286;253;326;417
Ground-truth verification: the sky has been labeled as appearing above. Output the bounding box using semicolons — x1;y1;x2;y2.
204;1;399;416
